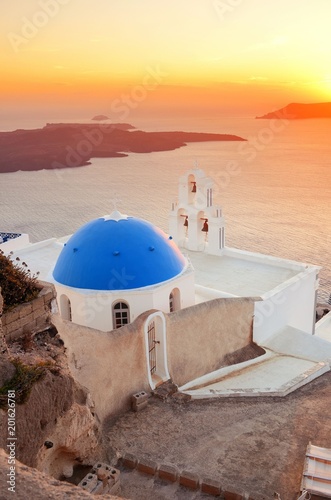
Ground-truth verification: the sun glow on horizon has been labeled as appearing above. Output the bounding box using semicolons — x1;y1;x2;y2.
1;0;331;118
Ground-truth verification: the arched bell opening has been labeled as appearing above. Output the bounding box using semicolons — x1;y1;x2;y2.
197;210;208;248
187;174;196;205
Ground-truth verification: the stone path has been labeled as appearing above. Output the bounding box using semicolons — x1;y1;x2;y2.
116;467;225;500
105;372;331;500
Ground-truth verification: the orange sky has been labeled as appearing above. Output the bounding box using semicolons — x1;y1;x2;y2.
1;0;331;119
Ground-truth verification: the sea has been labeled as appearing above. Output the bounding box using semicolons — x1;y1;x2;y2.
0;114;330;302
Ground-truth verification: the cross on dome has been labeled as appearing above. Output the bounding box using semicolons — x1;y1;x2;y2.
103;210;129;222
102;194;129;221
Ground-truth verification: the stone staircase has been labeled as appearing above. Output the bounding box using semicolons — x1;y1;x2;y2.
114;452;258;500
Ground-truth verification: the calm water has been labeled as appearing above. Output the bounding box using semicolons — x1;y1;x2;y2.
0;115;330;302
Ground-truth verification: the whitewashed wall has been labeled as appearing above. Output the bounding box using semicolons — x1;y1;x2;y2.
253;268;318;344
55;266;195;332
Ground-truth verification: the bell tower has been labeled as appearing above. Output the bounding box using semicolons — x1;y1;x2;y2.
169;168;225;255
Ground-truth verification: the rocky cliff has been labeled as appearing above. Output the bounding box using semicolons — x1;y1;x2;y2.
256;101;331;119
0;352;102;475
0;123;246;173
0;284;123;496
0;449;122;499
0;289;104;483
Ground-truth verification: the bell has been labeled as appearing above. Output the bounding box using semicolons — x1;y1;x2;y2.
201;220;208;232
183;216;188;227
191;182;196;193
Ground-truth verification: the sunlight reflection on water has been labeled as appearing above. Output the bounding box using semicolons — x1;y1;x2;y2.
1;116;330;301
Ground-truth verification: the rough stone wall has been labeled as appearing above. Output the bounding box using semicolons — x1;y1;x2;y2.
0;449;122;499
0;288;8;354
52;299;257;422
52;312;152;423
166;297;257;387
2;281;56;342
0;367;101;479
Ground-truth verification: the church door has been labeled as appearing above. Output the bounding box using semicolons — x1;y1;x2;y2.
147;320;157;375
144;312;170;389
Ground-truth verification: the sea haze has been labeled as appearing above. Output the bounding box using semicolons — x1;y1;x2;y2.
0;115;330;302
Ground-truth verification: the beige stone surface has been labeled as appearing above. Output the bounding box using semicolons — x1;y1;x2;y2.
0;448;123;499
52;312;152;421
52;298;257;422
106;371;331;500
166;297;256;386
2;281;56;341
0;367;101;475
0;290;6;354
0;288;8;354
36;401;100;478
0;325;103;480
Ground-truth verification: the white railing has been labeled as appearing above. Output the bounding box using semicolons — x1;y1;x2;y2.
0;232;21;244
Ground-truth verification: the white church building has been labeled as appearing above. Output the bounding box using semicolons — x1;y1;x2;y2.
2;168;331;408
52;209;195;333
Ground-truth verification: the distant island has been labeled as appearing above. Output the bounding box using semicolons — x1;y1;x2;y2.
256;102;331;119
0;123;246;173
92;114;110;121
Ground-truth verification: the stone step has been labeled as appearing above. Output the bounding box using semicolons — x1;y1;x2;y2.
152;379;178;400
118;453;257;499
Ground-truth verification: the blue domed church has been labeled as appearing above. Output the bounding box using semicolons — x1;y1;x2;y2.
1;168;327;403
53;210;195;332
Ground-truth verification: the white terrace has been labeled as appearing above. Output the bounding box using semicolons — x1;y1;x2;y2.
186;246;306;300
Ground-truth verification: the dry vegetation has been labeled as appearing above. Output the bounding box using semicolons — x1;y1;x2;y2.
0;250;39;312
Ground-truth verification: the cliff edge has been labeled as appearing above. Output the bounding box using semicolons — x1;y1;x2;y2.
0;449;122;499
256;102;331;119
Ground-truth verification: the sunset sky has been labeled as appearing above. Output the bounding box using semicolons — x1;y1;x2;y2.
1;0;331;119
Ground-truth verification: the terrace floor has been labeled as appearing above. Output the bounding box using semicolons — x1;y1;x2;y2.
105;371;331;500
185;248;303;297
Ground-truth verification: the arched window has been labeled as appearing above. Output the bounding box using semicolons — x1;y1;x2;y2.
169;288;181;312
112;301;130;329
60;294;72;321
169;292;174;313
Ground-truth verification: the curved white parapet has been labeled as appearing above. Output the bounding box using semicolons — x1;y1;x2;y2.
179;326;331;399
180;356;329;399
180;350;273;392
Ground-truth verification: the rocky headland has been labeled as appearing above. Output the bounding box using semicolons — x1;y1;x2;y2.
256;101;331;119
0;122;246;173
91;115;110;121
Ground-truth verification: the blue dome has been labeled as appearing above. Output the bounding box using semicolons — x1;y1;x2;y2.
53;213;186;290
